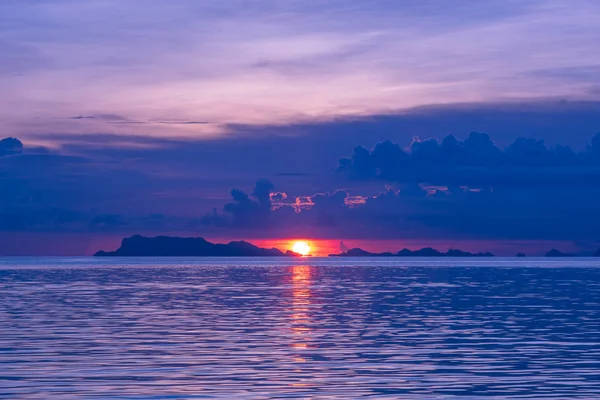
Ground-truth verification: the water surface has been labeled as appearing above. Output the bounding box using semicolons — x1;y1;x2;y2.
1;257;599;398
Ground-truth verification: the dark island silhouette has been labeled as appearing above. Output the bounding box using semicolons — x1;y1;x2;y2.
95;236;600;257
546;249;578;257
329;247;494;257
546;248;600;257
95;235;302;257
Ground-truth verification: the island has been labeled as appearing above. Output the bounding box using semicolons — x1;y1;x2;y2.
545;249;578;257
545;248;600;257
329;247;494;257
100;236;599;258
95;235;302;257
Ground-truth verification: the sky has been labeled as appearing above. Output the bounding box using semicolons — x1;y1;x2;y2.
2;0;600;255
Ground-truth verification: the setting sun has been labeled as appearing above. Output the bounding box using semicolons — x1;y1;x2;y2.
292;241;311;256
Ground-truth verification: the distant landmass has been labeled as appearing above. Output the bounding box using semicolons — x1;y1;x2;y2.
546;248;600;257
330;247;494;257
95;236;600;257
95;235;302;257
546;249;578;257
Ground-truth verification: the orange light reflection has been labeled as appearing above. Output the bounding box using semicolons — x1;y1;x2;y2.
290;265;312;352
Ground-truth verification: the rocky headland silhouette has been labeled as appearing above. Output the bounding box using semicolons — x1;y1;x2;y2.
95;235;302;257
330;246;494;257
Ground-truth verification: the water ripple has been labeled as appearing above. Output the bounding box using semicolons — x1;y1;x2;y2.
1;258;599;398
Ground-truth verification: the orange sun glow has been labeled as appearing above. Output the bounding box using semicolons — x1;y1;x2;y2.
292;241;311;256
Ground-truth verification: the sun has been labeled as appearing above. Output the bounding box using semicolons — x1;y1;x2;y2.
292;241;311;256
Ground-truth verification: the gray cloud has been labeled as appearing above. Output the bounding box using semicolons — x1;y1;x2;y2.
0;137;23;157
338;132;600;187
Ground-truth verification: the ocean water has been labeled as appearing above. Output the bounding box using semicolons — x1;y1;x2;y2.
1;257;599;399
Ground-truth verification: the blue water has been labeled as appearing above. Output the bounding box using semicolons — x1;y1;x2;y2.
1;257;599;399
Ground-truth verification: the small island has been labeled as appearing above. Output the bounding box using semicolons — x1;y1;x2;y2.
95;235;302;257
545;249;578;257
545;248;600;257
98;236;600;257
330;247;494;257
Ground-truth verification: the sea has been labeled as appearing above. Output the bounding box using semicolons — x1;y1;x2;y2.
1;257;599;399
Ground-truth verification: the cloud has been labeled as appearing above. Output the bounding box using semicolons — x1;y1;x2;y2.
3;128;600;252
338;132;600;186
200;171;600;245
4;1;600;140
0;207;86;231
589;132;600;155
269;192;288;202
68;114;209;125
89;214;128;230
0;137;23;157
206;179;276;227
154;120;209;125
202;180;350;229
69;115;98;120
275;172;311;177
0;206;190;234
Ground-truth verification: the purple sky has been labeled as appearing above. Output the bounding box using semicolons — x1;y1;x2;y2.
2;1;600;255
3;0;600;140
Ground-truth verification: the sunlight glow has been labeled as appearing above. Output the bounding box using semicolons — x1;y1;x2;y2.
292;241;311;256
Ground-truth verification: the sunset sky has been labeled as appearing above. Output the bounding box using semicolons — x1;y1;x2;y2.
2;0;600;255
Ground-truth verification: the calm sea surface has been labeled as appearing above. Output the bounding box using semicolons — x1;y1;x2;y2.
1;257;600;399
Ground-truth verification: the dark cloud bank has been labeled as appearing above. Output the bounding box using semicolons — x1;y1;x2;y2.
338;132;600;185
2;128;600;254
199;133;600;247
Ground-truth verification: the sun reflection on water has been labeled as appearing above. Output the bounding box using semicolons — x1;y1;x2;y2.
290;265;312;356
